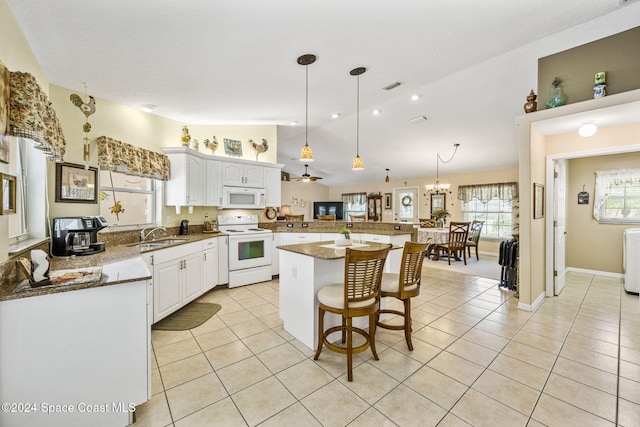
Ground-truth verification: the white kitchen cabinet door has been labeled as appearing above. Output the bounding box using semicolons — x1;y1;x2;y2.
264;166;282;207
164;149;204;206
203;239;219;291
182;252;203;304
218;235;229;285
153;259;182;322
205;159;223;206
271;233;281;276
222;162;264;187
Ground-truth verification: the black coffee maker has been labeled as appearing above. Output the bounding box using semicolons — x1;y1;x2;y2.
179;219;189;235
51;216;108;256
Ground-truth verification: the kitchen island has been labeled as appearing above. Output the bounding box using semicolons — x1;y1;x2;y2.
278;240;401;350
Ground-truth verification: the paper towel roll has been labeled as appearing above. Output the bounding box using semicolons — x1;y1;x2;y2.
31;249;50;282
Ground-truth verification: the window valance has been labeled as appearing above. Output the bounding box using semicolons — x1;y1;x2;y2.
97;136;170;181
457;182;518;203
9;71;66;161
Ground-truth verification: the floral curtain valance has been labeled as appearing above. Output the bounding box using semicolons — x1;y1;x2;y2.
593;168;640;221
97;136;170;181
9;71;66;161
457;182;518;203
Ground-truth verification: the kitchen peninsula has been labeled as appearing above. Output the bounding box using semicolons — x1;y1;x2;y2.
278;240;403;350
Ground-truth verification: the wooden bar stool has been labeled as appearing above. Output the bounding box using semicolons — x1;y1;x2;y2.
314;244;391;381
376;241;428;350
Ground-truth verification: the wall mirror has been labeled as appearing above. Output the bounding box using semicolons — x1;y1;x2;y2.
1;173;16;215
430;193;445;216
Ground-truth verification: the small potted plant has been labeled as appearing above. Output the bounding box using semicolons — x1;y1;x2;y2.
335;226;352;246
431;208;451;228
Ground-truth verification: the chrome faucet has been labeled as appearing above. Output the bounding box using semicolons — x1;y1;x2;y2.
140;226;167;242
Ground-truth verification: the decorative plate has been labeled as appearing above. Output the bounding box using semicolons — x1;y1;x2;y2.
223;138;243;157
265;207;277;220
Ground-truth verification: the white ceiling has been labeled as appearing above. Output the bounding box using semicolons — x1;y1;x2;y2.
7;0;639;186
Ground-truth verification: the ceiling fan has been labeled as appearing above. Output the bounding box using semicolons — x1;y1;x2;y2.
296;164;323;182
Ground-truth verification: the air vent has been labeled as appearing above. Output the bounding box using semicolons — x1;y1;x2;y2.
410;115;428;123
382;82;402;91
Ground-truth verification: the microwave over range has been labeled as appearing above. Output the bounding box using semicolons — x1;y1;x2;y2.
222;186;266;209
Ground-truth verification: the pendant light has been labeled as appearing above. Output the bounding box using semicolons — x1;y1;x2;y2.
351;67;366;170
385;168;390;182
297;54;316;162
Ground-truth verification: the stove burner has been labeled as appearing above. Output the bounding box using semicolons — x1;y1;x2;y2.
225;229;243;233
248;228;264;231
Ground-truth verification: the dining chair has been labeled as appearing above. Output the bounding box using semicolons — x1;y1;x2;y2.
433;222;470;265
465;220;484;260
317;214;336;221
376;241;428;350
350;214;366;222
285;214;305;221
419;218;437;228
314;244;391;381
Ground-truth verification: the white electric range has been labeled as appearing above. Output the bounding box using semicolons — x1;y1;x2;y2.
218;214;273;288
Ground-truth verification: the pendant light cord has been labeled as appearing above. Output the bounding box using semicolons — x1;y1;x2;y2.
356;73;360;156
305;64;309;146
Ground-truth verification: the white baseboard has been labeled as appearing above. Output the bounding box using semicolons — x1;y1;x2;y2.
567;267;624;279
518;291;546;312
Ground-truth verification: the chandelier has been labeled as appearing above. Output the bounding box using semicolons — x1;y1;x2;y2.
425;143;460;195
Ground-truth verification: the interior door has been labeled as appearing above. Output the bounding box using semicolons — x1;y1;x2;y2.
554;160;567;295
393;187;419;222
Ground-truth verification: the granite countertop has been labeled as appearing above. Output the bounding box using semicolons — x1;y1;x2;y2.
277;240;400;260
273;228;411;236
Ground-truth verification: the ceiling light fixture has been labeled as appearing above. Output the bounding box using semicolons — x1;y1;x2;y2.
331;113;341;119
290;121;298;126
425;143;460;195
351;66;366;170
411;93;422;101
578;122;598;137
297;54;316;162
372;109;382;116
410;115;428;123
139;104;156;113
385;168;390;183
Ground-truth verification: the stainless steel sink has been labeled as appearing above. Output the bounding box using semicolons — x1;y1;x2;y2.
139;238;187;251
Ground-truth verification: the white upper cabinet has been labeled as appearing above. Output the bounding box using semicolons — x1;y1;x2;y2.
223;162;264;187
205;160;223;206
164;148;203;206
264;166;282;207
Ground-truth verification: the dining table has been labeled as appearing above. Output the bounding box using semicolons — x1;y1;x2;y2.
417;227;450;260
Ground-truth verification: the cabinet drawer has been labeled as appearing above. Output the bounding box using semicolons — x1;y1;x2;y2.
151;241;202;264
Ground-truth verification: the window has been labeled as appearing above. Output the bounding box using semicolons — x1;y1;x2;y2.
99;170;155;227
594;169;640;224
458;182;517;239
342;192;366;221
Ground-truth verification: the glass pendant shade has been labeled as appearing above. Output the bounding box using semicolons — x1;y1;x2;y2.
300;143;313;161
352;155;364;170
385;168;390;182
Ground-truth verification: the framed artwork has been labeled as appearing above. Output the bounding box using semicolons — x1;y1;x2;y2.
223;138;243;157
0;61;10;164
384;193;392;209
55;162;98;203
430;193;445;215
533;183;544;219
0;173;16;214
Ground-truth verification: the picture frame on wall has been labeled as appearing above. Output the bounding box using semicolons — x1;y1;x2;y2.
55;162;98;203
533;183;544;219
384;193;392;209
430;193;445;216
1;173;16;214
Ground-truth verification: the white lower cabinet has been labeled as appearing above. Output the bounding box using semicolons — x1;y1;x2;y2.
272;233;281;276
218;235;229;285
150;241;203;323
202;237;219;291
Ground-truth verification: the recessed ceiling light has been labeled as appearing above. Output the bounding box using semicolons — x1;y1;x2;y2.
331;113;341;119
290;121;298;126
139;104;156;113
372;109;382;116
578;122;598;137
410;93;422;101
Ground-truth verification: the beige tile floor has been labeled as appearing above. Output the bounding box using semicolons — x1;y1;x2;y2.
135;267;640;427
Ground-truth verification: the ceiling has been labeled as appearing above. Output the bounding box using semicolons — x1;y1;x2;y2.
7;0;638;186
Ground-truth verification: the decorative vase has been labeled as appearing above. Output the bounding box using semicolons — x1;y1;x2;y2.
545;77;566;109
180;126;191;147
523;89;537;113
335;233;352;246
436;219;444;228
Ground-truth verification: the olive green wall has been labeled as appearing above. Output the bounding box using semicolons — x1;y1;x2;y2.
538;26;640;109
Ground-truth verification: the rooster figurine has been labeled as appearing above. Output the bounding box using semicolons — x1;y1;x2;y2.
249;138;269;160
70;94;96;118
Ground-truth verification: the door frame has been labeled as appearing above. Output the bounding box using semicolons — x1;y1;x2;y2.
392;186;419;222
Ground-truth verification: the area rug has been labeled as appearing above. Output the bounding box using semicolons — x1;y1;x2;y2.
152;302;221;331
424;255;501;281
